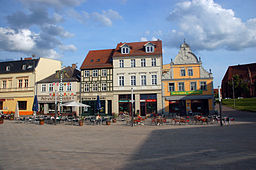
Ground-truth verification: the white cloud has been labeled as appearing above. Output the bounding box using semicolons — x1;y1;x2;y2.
152;36;158;41
70;9;122;27
166;0;256;50
140;37;148;41
59;44;77;51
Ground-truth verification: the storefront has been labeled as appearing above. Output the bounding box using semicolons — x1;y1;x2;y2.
191;99;209;115
118;94;135;115
169;100;186;115
140;94;157;116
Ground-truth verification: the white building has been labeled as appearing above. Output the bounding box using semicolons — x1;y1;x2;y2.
112;40;163;116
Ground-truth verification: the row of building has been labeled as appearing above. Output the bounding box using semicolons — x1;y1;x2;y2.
0;40;214;116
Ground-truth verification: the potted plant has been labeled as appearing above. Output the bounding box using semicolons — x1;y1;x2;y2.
106;118;111;125
39;118;44;125
79;118;84;126
112;113;117;123
0;117;4;124
9;113;14;120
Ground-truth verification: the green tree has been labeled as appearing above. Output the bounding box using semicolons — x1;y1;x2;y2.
228;74;249;98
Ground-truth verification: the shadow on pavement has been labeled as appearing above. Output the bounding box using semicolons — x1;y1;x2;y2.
120;123;256;170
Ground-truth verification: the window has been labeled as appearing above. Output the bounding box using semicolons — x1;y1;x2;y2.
18;101;27;110
59;83;63;92
190;82;197;91
169;83;175;91
22;65;26;70
84;84;89;92
119;76;124;86
93;83;98;91
151;58;156;66
102;83;107;91
180;68;186;76
41;84;46;92
131;76;136;86
85;71;90;77
119;60;124;68
18;79;23;88
93;70;98;77
146;46;154;53
141;75;146;86
178;82;185;91
188;68;193;76
141;59;146;67
131;59;136;67
6;66;10;71
2;80;7;89
152;75;157;85
200;81;207;90
102;69;107;77
121;47;129;54
67;83;72;91
24;79;28;88
49;83;53;92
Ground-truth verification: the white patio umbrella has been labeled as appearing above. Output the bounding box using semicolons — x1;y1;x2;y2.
61;101;90;117
14;102;19;118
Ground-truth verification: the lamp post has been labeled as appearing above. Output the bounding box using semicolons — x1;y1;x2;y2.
232;77;235;109
131;88;134;127
218;86;223;126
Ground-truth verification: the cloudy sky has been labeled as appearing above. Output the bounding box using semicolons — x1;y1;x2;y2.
0;0;255;88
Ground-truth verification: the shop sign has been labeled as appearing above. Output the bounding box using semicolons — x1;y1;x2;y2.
0;99;5;101
146;99;157;102
171;90;202;95
119;100;129;102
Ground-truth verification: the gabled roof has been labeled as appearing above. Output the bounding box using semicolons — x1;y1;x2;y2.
80;49;114;70
38;66;81;83
0;58;39;74
112;40;162;57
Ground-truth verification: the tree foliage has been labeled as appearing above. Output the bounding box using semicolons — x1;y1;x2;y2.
228;74;249;98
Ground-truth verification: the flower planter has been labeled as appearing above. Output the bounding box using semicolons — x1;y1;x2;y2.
79;120;83;126
112;119;116;123
39;119;44;125
106;121;111;125
0;119;3;124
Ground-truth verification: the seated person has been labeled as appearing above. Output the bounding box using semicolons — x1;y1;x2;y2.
96;114;101;124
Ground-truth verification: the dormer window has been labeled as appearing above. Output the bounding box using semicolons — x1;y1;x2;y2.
6;66;10;71
145;45;154;53
22;65;26;70
121;47;129;54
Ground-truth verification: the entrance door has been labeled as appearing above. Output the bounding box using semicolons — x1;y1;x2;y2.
0;101;3;110
191;99;209;115
108;100;112;115
140;102;146;116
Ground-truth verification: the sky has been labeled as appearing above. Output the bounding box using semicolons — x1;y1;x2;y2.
0;0;255;88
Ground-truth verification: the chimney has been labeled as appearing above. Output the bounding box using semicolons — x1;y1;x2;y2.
72;64;76;70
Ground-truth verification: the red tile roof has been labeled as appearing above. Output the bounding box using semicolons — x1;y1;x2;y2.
112;40;162;57
80;49;114;69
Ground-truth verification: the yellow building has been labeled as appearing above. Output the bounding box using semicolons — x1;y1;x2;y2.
162;41;214;115
0;57;61;115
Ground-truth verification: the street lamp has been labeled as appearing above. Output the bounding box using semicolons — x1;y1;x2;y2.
131;88;134;127
218;86;223;126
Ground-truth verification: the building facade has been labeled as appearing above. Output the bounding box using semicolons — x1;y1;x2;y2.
221;63;256;98
0;57;61;115
36;64;80;115
162;42;214;115
80;49;113;115
112;40;163;116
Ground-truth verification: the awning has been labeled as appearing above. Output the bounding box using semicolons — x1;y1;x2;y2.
165;95;214;101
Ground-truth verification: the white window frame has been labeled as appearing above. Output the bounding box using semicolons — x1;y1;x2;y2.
121;47;129;54
169;83;175;92
22;65;26;70
18;79;23;88
152;75;157;85
6;66;10;71
180;68;186;76
2;80;7;89
131;59;136;67
85;70;90;77
92;83;98;91
102;83;107;91
190;82;197;91
200;81;207;90
24;79;28;88
119;76;124;86
102;69;107;77
67;83;72;91
93;70;98;77
41;84;46;92
178;82;185;91
131;76;136;86
146;45;154;53
141;75;146;86
119;60;124;68
49;83;53;92
59;83;63;92
84;84;89;92
141;59;146;67
188;68;193;76
151;58;156;66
